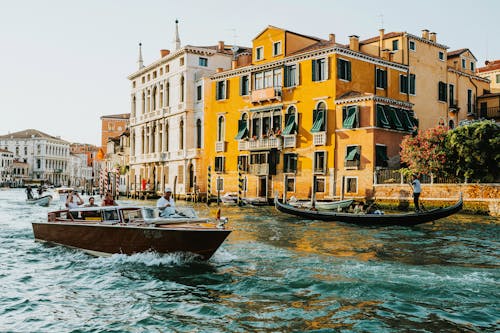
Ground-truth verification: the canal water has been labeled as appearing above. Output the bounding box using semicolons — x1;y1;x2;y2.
0;189;498;332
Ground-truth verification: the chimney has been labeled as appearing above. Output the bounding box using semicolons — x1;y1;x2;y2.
160;49;170;57
349;35;359;52
216;67;223;73
421;29;429;40
381;49;390;60
429;32;437;43
328;33;336;44
217;41;225;52
232;59;237;70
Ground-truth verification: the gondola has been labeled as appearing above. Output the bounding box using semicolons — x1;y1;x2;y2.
26;195;53;207
274;193;463;226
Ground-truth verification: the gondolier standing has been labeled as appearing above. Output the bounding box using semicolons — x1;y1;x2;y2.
411;174;422;212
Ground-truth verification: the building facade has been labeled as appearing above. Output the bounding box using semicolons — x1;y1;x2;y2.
477;59;500;93
0;129;70;185
100;113;129;154
128;21;249;196
0;148;14;186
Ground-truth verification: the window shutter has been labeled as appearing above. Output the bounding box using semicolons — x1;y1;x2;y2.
239;77;243;96
325;58;330;80
323;151;327;171
225;80;229;100
347;61;352;81
312;60;317;81
295;63;300;86
284;66;289;87
337;59;342;79
383;70;387;88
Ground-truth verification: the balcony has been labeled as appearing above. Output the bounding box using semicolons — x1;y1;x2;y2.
282;135;296;148
249;164;269;175
239;137;281;151
344;160;360;169
215;141;225;152
479;106;500;119
251;87;282;103
448;99;459;112
313;132;326;146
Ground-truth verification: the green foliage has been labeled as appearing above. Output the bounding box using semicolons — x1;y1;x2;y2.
445;120;500;182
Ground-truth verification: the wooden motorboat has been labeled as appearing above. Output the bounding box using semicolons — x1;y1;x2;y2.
288;198;354;210
275;194;463;226
220;192;238;205
32;206;231;260
26;195;53;207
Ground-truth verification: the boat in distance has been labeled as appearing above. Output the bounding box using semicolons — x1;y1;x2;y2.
26;194;53;207
32;206;231;260
275;194;463;226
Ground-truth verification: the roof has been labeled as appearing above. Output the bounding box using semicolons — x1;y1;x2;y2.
359;32;404;45
448;48;477;61
253;25;323;42
0;148;13;153
0;129;67;142
477;59;500;73
290;39;341;55
100;113;130;120
478;92;500;98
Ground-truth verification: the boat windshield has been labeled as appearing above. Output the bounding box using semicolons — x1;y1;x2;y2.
121;208;143;222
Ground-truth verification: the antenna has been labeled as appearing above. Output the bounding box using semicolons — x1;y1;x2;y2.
377;14;384;29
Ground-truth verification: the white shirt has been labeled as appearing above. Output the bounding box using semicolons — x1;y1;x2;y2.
157;196;175;216
412;179;421;193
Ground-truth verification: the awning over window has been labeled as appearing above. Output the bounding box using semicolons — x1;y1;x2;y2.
345;147;359;161
376;146;389;162
400;110;413;131
282;114;296;135
376;105;391;128
234;120;248;140
310;110;325;133
387;106;405;131
343;106;358;129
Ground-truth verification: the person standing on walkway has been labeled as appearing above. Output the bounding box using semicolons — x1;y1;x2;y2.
411;174;422;212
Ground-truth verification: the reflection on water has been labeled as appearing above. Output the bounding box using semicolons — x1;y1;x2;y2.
0;189;498;332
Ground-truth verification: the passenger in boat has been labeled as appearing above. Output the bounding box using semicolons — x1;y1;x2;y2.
85;197;98;207
102;192;118;206
66;191;84;209
37;186;43;196
26;185;34;200
353;201;364;214
157;187;176;217
411;174;422;212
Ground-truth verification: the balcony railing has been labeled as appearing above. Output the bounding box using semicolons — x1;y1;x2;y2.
215;141;225;152
479;106;500;119
344;160;360;169
241;137;281;151
249;164;269;175
448;99;459;110
251;87;282;103
282;135;296;148
313;132;326;146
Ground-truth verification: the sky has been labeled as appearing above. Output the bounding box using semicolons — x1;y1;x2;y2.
0;0;498;146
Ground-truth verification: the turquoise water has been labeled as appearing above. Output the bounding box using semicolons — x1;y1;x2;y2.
0;189;498;332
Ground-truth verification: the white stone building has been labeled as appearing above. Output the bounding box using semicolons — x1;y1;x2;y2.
0;148;14;186
68;153;93;190
128;21;246;195
0;129;70;185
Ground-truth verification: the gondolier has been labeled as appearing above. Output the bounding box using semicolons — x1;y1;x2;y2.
411;174;422;212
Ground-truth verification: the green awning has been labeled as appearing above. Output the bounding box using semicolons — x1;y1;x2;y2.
343;106;357;129
234;120;248;140
387;107;405;131
282;114;296;135
346;147;358;161
376;146;389;162
400;110;413;131
310;110;325;133
377;105;391;128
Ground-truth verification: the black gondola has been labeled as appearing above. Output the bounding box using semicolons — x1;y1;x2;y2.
274;193;463;226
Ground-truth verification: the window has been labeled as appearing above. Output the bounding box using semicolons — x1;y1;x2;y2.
345;145;360;168
283;106;297;135
235;114;249;140
409;74;416;95
180;76;185;102
449;84;455;106
342;105;359;129
461;58;466;69
273;41;282;56
216;177;224;191
153;71;157;79
254;72;263;90
467;89;473;113
392;40;399;51
337;59;351;81
166;82;170;106
312;58;327;81
314;151;326;173
199;57;208;67
438;81;447;102
24;147;27;155
196;85;202;101
216;80;227;100
240;75;249;95
286;177;295;192
496;74;500;84
166;65;170;73
179;119;184;149
215;157;225;173
217;116;225;141
311;102;326;132
470;62;475;71
256;46;263;60
438;51;444;61
376;68;387;89
180;57;184;66
400;74;408;94
237;155;249;172
315;177;325;193
284;64;299;87
345;177;358;193
409;40;416;51
375;145;388;168
283;153;297;173
196;119;202;148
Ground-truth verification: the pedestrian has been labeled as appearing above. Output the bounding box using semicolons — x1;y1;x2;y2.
66;191;84;209
157;187;175;217
411;174;422;212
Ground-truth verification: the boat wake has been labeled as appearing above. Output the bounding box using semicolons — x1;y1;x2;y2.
89;251;204;267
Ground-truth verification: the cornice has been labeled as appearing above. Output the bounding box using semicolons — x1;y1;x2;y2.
448;68;490;83
335;95;413;108
405;33;449;50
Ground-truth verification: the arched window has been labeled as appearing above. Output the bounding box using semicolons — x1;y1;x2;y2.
217;116;225;141
180;76;185;102
166;81;170;106
448;119;455;129
313;101;326;132
179;119;184;150
141;92;145;114
147;89;151;113
165;122;169;152
152;86;157;111
132;95;136;117
196;119;202;148
159;85;164;108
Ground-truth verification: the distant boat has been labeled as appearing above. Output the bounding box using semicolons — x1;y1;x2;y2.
32;206;231;260
288;197;354;210
242;197;269;206
220;192;238;205
275;194;463;227
26;195;53;207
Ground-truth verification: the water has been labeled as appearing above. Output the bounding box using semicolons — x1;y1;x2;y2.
0;189;498;332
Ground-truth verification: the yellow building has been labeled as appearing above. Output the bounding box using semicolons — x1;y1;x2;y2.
203;26;415;201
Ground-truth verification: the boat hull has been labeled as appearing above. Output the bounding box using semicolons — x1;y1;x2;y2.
275;195;463;226
26;195;53;207
32;222;231;260
289;199;354;210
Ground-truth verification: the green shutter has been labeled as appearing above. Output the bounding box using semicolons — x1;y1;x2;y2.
346;147;358;161
284;66;289;87
388;107;405;130
377;105;391;128
400;109;413;131
234;120;248;140
376;145;389;165
337;59;342;79
342;106;357;129
312;60;317;81
282;114;296;135
347;61;351;81
310;110;325;133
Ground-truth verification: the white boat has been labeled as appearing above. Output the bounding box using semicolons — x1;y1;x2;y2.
26;195;53;207
242;197;269;206
220;192;238;205
288;198;354;211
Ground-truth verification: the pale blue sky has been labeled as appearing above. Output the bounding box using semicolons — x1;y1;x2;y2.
0;0;498;145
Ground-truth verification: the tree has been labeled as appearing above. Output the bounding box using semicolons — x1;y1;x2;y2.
400;126;449;177
445;120;500;182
